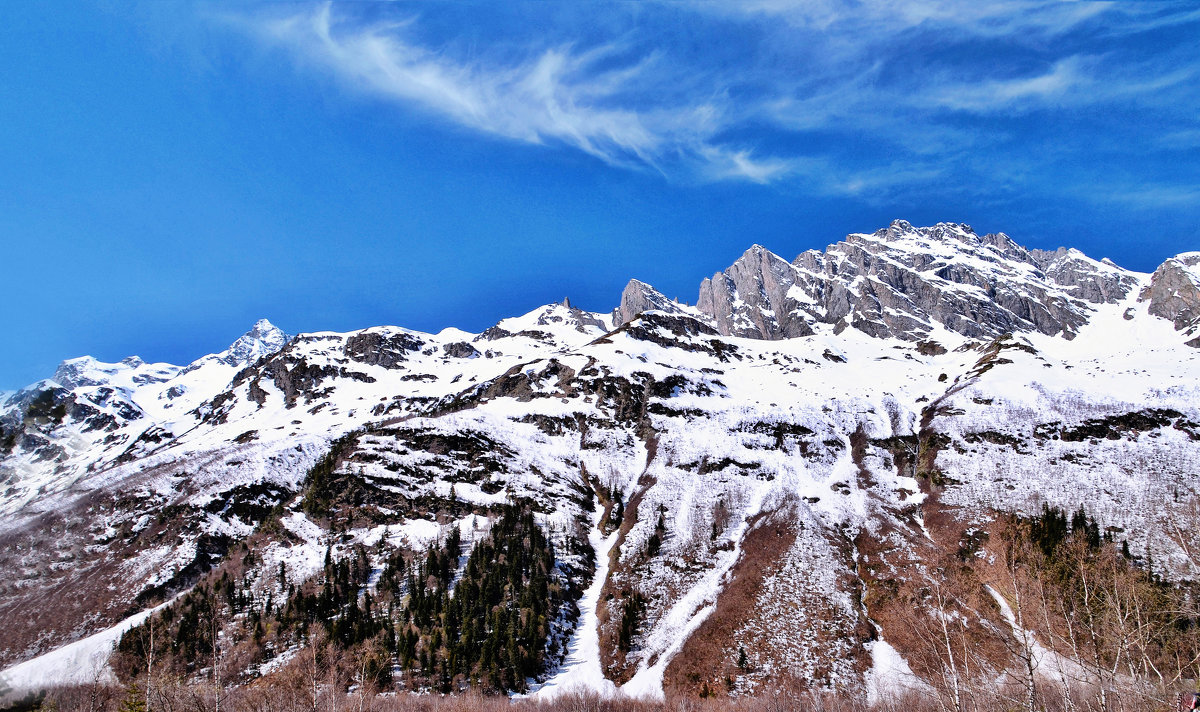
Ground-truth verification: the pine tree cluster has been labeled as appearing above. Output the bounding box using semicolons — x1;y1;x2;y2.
385;503;562;693
1027;503;1106;557
114;502;565;696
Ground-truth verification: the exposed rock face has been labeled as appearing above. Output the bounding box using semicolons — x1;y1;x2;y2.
344;330;424;369
612;279;691;326
1139;253;1200;335
697;246;815;339
696;221;1139;342
1030;247;1139;305
442;342;480;359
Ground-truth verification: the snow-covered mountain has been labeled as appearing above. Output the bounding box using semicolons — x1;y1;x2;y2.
3;222;1200;702
0;320;291;516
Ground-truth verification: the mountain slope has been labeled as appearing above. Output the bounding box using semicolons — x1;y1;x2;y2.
2;222;1199;703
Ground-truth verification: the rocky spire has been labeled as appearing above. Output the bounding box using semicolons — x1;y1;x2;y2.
612;279;688;326
696;245;815;340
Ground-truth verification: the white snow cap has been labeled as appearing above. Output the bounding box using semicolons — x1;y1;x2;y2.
222;318;290;367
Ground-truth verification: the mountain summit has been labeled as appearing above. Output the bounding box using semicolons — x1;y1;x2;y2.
222;318;290;367
691;220;1143;343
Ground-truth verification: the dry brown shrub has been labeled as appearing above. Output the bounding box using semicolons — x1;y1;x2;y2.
661;503;798;698
38;681;121;712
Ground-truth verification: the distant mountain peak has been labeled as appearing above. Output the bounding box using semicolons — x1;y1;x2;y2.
222;319;290;368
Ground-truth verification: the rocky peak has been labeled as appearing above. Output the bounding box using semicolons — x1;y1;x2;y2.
221;319;290;368
822;222;1112;339
612;279;690;327
880;219;977;245
853;221;1031;266
1139;254;1200;338
1030;247;1140;305
694;221;1143;344
696;245;815;340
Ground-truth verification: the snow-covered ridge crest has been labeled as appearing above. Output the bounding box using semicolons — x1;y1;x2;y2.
51;356;178;392
0;319;296;518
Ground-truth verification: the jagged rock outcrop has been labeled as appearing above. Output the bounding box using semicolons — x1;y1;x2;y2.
612;279;691;326
697;245;815;339
344;330;424;368
443;342;481;359
696;220;1138;342
1030;247;1139;304
1139;253;1200;338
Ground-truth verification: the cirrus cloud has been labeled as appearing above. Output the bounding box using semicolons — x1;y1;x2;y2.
219;0;1200;203
245;3;794;183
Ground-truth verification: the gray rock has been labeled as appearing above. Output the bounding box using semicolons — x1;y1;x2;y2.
694;220;1136;343
443;342;481;359
1138;254;1200;332
612;279;690;326
344;330;424;369
1030;247;1139;304
696;245;815;339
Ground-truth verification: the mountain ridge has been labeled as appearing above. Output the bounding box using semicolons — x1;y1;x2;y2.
2;221;1199;703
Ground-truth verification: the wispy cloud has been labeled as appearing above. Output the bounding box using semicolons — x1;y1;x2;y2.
265;5;658;166
697;146;800;184
219;0;1200;198
928;54;1198;114
242;3;789;183
931;56;1087;113
717;0;1114;40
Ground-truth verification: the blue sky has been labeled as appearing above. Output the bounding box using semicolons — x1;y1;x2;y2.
1;1;1198;389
